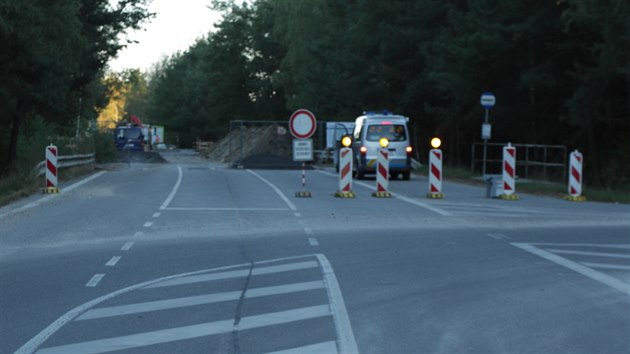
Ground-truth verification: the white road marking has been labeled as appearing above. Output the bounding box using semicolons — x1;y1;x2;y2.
77;281;325;321
581;262;630;271
85;274;105;288
487;233;509;240
333;176;451;217
316;254;359;354
143;221;153;228
528;243;630;249
159;165;183;210
36;305;331;354
145;260;318;289
121;242;134;251
546;249;630;259
152;212;160;218
16;255;319;354
165;207;289;212
247;170;298;212
133;232;143;238
267;341;338;354
309;238;319;246
294;212;302;217
0;171;106;221
512;243;630;295
304;227;314;235
105;257;121;267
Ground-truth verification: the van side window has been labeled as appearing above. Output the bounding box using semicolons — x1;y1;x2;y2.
353;121;363;140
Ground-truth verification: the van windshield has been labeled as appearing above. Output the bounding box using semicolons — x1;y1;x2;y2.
366;124;406;141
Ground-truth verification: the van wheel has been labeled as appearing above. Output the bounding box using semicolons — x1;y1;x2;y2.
390;173;399;180
335;164;339;173
402;171;410;180
357;171;365;179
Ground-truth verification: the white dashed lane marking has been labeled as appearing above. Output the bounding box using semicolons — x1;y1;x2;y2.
143;221;153;228
308;238;319;246
105;257;121;267
121;242;134;251
85;274;105;288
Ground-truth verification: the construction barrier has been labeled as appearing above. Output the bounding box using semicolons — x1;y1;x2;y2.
565;150;586;202
335;147;355;198
500;143;519;200
372;148;391;198
44;144;60;194
427;149;444;199
295;162;312;198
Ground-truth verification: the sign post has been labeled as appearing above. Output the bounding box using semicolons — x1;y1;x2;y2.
480;92;496;177
289;109;316;198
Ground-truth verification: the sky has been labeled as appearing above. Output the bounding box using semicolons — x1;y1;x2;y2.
108;0;222;72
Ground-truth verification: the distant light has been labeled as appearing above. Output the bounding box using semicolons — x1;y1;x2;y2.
360;146;367;155
430;137;442;149
379;138;389;148
405;146;413;153
341;136;352;147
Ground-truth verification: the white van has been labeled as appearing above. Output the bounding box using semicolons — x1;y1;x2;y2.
351;111;413;180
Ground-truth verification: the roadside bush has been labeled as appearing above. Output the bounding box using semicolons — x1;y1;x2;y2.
94;129;118;163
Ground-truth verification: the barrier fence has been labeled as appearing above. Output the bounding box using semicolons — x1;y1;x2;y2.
471;142;566;181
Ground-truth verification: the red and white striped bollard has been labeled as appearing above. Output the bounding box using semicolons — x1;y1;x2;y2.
44;144;60;194
566;150;586;201
501;143;518;200
372;147;391;198
427;149;444;199
335;147;355;198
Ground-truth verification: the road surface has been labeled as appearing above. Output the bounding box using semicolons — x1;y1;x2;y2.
1;150;629;354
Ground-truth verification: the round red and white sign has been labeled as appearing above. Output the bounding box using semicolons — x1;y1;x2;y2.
289;109;316;139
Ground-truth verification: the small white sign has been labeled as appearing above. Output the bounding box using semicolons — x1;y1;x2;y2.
480;92;496;108
293;139;313;161
482;123;492;140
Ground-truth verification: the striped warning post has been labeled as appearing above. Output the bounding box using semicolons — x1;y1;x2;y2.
565;150;586;202
372;148;391;198
500;143;518;200
44;144;60;194
335;147;355;198
295;162;312;198
426;149;444;199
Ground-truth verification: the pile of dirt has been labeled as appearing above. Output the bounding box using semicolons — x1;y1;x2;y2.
207;125;304;169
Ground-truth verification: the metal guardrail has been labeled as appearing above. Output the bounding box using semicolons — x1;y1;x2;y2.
471;142;566;180
34;153;95;176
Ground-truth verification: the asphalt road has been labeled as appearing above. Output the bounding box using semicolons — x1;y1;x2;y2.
1;150;629;354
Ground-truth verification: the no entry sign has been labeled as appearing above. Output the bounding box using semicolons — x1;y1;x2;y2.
289;109;317;139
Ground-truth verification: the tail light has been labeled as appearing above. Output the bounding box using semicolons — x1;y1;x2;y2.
406;146;413;156
360;146;367;156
